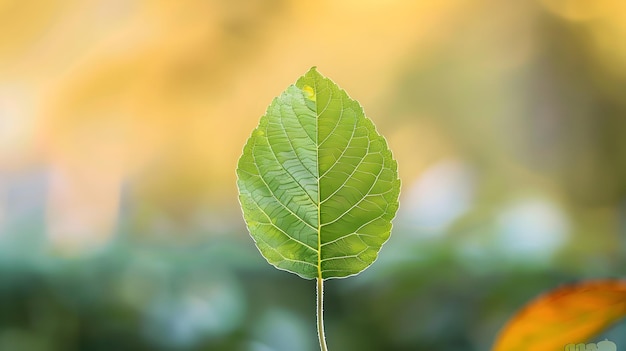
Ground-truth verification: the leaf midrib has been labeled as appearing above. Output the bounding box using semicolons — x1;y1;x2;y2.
315;76;323;281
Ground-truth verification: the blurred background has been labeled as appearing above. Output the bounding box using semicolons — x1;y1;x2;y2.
1;0;626;350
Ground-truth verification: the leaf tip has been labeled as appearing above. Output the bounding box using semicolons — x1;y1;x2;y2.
305;66;321;79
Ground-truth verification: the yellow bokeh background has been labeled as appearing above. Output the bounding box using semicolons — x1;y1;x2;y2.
1;0;475;250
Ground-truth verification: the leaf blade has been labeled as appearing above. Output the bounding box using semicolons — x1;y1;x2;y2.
492;279;626;351
237;67;400;280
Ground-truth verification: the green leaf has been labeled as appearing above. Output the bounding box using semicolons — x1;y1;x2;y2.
236;67;400;280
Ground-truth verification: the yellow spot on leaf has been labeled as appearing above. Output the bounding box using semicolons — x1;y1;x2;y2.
302;85;316;101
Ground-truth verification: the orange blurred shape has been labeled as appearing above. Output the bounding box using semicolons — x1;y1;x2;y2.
492;280;626;351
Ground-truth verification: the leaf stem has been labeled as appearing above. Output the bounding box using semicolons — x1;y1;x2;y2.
316;277;328;351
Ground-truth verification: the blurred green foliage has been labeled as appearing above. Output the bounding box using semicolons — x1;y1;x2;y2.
1;230;625;350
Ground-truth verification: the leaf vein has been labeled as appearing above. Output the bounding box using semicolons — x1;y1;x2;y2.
263;120;318;207
320;154;386;227
251;138;317;232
